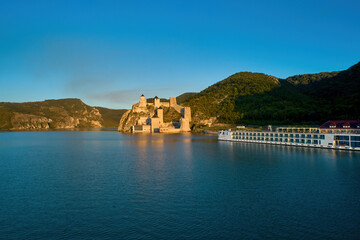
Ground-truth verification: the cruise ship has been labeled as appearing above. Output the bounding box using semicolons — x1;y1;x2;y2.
218;120;360;151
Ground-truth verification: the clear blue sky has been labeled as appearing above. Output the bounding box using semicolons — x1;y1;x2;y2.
0;0;359;109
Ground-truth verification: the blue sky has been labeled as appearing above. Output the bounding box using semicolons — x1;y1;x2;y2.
0;0;359;109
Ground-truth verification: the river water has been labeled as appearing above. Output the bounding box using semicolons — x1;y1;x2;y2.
0;131;360;239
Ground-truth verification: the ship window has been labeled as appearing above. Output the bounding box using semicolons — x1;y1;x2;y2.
313;140;318;144
275;138;278;141
320;135;325;139
336;136;349;140
295;134;299;138
338;141;350;146
351;136;360;141
351;142;360;147
301;134;305;138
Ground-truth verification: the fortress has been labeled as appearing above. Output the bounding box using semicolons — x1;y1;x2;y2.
118;95;191;133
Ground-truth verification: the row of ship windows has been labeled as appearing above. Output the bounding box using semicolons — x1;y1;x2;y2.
231;137;360;146
232;133;325;139
232;136;320;143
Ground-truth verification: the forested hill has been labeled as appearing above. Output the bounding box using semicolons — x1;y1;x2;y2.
183;61;360;125
0;99;127;130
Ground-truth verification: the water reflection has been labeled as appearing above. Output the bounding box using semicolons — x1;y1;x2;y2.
0;132;360;240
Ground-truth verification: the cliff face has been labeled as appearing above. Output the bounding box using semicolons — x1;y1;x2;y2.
0;98;125;130
118;104;155;132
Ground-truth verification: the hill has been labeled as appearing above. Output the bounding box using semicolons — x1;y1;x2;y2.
0;98;127;130
94;107;128;128
286;62;360;120
176;92;198;104
183;62;360;126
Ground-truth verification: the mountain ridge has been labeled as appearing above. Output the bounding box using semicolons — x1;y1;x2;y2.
0;98;127;130
1;62;358;130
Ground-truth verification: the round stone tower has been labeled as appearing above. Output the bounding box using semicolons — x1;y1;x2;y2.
139;94;146;107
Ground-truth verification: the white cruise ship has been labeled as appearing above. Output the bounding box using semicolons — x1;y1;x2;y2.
218;120;360;151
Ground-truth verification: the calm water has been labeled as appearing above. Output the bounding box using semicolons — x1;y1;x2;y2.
0;132;360;240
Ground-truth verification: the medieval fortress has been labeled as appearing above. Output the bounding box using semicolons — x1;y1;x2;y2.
118;95;191;133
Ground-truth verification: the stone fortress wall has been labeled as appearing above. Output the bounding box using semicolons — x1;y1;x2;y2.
119;94;191;133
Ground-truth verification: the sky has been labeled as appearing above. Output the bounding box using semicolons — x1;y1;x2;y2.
0;0;359;109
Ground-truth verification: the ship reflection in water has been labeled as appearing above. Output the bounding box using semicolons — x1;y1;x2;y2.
0;131;359;239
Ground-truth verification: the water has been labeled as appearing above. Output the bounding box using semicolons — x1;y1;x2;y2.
0;131;360;240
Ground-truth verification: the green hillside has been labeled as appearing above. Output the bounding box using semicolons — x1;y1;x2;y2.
95;107;128;127
183;72;291;124
183;62;360;125
286;62;360;120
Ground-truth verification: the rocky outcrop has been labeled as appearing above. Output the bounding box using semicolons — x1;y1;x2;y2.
118;104;155;132
11;113;52;130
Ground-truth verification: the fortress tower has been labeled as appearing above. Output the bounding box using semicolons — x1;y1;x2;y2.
139;94;146;107
169;97;177;107
151;113;160;132
154;96;160;108
181;107;191;122
156;107;163;124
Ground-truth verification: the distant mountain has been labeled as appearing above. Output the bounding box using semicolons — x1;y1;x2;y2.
0;98;127;130
183;62;360;125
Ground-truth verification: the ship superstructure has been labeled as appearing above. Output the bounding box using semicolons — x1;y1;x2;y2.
218;121;360;151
